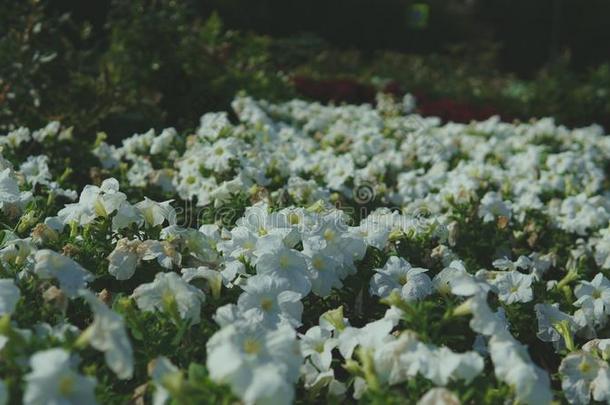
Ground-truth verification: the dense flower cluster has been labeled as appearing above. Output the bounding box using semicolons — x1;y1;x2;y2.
0;94;609;404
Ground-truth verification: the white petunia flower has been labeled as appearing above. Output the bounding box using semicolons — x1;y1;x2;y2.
0;279;20;315
80;290;134;380
450;271;491;297
372;331;420;385
303;211;366;269
150;128;176;155
477;191;512;223
197;112;230;140
416;387;460;405
428;347;484;385
301;364;341;395
556;194;610;235
56;178;127;227
218;226;258;261
207;322;302;405
237;275;303;328
492;255;531;272
203;138;239;172
494;271;534;304
460;293;508;337
303;249;343;297
135;198;176;228
299;326;338;371
400;343;484;387
139;240;182;270
583;338;610;360
31;121;60;142
19;155;51;187
107;238;141;280
534;303;576;348
23;348;97;405
34;250;94;297
286;176;330;205
161;226;219;266
254;235;310;295
126;157;154;187
337;318;394;360
369;256;432;301
149;356;180;405
432;260;469;294
574;273;610;327
1;127;31;148
593;228;610;269
559;350;610;404
92;142;120;169
132;272;205;325
488;335;552;405
181;266;223;298
111;201;141;230
0;168;32;217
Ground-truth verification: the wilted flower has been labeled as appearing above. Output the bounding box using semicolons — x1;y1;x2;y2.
107;238;141;280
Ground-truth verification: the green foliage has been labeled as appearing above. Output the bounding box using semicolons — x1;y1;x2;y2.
2;1;609;142
1;1;294;140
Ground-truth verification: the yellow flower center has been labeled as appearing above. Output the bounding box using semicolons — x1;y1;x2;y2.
143;209;155;226
312;257;324;271
288;212;300;225
58;375;75;396
260;298;273;311
439;283;451;294
243;338;261;355
323;229;335;242
162;290;176;309
94;199;107;217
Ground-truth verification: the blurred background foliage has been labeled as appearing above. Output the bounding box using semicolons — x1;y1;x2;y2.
1;0;609;139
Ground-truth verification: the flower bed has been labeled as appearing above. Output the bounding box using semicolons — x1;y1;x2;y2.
0;95;608;404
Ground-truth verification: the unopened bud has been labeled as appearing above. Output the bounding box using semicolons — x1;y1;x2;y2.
322;306;346;332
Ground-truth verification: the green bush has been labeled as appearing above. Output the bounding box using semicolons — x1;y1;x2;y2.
1;1;294;140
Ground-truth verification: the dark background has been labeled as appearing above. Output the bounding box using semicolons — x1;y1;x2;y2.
51;0;610;76
3;0;609;137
